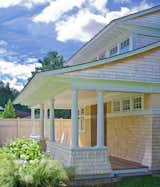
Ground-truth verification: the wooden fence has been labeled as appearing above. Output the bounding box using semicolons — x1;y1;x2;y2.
0;118;71;146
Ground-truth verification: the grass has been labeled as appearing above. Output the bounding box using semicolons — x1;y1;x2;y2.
117;175;160;187
72;175;160;187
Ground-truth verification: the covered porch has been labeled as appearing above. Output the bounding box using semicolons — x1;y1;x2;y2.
14;73;159;176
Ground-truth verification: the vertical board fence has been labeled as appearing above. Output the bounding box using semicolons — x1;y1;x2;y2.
0;118;71;146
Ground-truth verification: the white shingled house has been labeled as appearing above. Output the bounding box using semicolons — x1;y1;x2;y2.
14;5;160;176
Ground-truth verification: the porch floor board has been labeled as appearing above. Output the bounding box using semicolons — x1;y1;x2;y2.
110;156;148;170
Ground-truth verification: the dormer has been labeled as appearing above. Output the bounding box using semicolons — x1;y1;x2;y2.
65;5;160;67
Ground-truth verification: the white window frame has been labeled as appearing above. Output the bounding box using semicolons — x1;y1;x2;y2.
132;95;144;111
122;98;131;112
120;38;130;50
112;100;121;112
109;45;118;57
111;94;144;114
78;108;85;133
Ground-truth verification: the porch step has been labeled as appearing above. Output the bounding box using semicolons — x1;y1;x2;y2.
113;168;151;177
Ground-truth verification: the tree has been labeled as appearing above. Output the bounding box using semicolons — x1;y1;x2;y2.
2;99;16;118
28;51;64;82
0;81;19;107
39;51;64;71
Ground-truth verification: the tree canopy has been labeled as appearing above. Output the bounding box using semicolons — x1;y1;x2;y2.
28;51;64;82
39;51;64;71
0;81;18;107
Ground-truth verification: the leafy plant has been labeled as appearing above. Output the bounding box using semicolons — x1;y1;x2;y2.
5;139;42;161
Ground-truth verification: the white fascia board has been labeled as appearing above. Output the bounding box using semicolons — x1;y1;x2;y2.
66;78;160;93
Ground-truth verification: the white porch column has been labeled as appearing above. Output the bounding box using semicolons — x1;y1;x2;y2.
40;104;44;139
44;107;48;137
31;108;35;136
71;89;79;148
50;99;55;142
97;90;104;148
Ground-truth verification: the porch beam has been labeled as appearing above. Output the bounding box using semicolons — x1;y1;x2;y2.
50;99;55;142
40;104;44;139
72;80;160;93
97;91;104;148
71;89;79;148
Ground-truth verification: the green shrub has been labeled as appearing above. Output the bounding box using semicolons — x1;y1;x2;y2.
0;139;74;187
5;139;42;161
20;158;69;187
0;152;21;187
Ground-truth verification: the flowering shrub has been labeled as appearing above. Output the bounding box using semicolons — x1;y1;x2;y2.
4;139;42;161
0;139;74;187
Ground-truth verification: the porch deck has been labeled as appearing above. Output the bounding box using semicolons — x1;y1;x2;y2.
110;156;148;170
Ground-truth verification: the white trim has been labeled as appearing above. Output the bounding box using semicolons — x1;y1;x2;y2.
107;108;160;117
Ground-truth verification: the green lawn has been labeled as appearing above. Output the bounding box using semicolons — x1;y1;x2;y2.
117;175;160;187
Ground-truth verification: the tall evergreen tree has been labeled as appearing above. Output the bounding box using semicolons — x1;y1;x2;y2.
2;99;16;118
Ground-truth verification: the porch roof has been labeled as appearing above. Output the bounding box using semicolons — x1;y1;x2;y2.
14;42;160;107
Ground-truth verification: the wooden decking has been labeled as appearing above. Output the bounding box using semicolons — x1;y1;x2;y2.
110;156;148;170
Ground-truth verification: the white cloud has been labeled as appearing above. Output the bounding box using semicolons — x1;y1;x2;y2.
0;40;8;46
88;0;108;14
114;0;131;4
55;9;107;42
33;0;86;23
0;0;51;9
55;1;151;42
0;58;40;90
0;48;7;54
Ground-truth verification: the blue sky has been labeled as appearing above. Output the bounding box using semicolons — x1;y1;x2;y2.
0;0;159;90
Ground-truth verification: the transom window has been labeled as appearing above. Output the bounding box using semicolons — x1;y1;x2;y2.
111;95;144;113
113;100;120;112
109;46;118;56
133;97;142;110
122;99;130;111
120;38;130;49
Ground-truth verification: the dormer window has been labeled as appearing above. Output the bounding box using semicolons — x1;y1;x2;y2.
109;46;118;56
120;38;130;53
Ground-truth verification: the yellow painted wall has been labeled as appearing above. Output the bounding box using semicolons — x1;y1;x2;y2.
107;115;152;167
